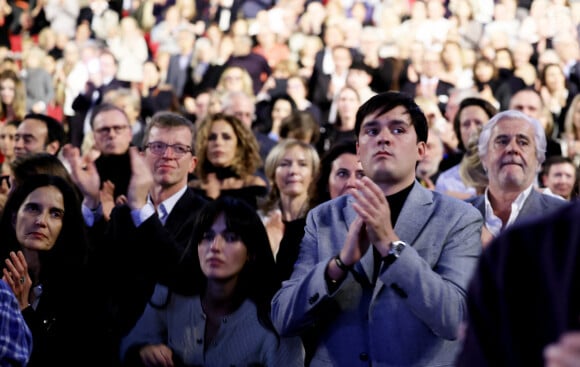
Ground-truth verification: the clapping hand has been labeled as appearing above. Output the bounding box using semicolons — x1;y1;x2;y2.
2;251;31;310
63;144;101;209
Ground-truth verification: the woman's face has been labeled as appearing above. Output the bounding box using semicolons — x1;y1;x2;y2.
337;88;360;123
272;99;293;124
0;78;16;105
197;213;248;281
328;152;364;199
15;186;64;251
222;68;244;92
207;119;238;167
459;105;489;147
286;77;306;100
474;61;493;83
275;145;314;198
0;124;17;159
544;65;565;91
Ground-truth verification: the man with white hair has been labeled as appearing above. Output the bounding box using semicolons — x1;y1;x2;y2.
466;110;566;246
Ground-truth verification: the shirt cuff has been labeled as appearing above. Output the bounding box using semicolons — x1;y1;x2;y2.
82;203;103;227
130;202;156;227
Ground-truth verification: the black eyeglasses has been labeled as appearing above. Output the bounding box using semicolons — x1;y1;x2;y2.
145;142;192;157
94;125;129;135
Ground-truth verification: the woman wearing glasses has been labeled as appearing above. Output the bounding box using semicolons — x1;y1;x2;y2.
189;113;267;209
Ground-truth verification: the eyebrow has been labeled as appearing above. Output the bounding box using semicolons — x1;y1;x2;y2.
362;119;411;128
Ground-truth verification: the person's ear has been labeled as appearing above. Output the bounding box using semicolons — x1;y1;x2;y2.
45;141;60;155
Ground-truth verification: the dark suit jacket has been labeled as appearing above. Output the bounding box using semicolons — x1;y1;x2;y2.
456;201;580;367
166;53;193;99
88;187;207;365
466;189;567;225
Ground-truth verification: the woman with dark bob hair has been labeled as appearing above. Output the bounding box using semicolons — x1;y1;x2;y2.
121;196;304;366
0;174;99;366
310;140;364;208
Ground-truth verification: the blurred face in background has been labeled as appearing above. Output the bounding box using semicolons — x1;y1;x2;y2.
0;77;15;105
275;145;314;199
207;119;238;167
328;152;364;199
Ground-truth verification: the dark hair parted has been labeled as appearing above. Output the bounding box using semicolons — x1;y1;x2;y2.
195;113;262;179
166;197;280;332
0;174;88;284
453;97;498;151
354;91;428;143
142;111;196;150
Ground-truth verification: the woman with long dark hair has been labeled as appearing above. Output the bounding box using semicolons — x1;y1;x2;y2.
0;174;97;366
120;196;304;366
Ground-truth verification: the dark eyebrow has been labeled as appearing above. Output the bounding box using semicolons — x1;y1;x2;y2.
361;119;411;128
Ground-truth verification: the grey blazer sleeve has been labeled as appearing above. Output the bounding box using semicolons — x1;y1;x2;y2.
271;188;483;341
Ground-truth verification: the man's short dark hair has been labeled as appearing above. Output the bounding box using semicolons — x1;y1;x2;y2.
354;91;428;143
541;155;576;178
142;111;195;152
89;102;128;129
23;113;65;152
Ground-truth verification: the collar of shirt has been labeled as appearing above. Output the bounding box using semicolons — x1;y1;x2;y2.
147;185;188;225
483;184;534;237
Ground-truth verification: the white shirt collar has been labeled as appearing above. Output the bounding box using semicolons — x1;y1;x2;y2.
483;184;534;238
147;185;188;224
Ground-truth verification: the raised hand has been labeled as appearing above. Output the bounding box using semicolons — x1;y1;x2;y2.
2;251;31;310
62;144;101;208
351;176;399;257
127;147;154;210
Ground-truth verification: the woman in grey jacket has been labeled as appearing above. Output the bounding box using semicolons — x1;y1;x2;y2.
121;196;304;366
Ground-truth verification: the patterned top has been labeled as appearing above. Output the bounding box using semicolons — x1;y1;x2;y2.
0;280;32;366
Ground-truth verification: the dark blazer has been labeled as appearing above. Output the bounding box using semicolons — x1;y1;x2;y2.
456;201;579;367
88;187;207;366
166;53;193;99
466;189;567;225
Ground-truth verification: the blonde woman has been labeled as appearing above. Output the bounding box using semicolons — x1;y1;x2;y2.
260;139;320;281
215;66;254;98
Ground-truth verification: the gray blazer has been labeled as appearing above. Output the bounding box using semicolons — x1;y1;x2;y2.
271;182;483;367
466;189;567;226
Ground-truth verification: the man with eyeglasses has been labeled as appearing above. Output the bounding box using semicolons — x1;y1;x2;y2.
89;103;133;218
63;111;207;366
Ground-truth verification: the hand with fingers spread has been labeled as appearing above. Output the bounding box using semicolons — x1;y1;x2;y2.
139;344;175;367
351;176;399;257
544;332;580;367
127;147;154;210
2;251;31;310
62;143;101;208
